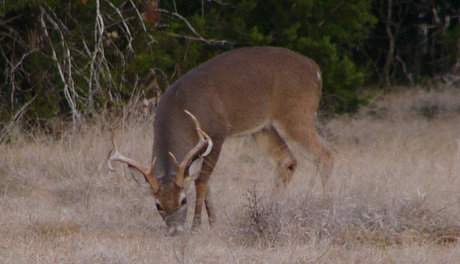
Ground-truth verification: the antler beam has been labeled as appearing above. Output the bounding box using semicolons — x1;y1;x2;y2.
172;110;214;187
107;130;159;192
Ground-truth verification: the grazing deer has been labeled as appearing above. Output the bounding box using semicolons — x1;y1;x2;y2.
107;47;334;235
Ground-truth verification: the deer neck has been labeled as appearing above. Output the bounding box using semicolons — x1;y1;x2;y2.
152;108;196;181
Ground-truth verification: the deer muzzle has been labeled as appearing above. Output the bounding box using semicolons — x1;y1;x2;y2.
163;206;187;235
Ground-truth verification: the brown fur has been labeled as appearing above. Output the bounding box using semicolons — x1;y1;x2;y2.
109;47;334;234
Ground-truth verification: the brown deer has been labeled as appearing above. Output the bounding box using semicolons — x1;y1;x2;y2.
107;47;334;235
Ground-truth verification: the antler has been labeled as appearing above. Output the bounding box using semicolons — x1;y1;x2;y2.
172;110;214;187
107;130;159;192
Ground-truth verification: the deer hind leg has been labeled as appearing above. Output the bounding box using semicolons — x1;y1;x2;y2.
252;126;298;188
275;117;334;188
192;141;222;229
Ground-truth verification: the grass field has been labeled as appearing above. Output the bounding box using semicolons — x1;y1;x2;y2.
1;87;460;263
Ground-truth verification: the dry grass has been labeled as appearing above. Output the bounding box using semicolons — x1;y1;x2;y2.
1;87;460;263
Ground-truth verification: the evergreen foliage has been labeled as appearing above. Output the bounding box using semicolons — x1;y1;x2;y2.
1;0;459;131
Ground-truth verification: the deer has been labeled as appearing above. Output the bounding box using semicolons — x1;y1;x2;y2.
107;47;334;235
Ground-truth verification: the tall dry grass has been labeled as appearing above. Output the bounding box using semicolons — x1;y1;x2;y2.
1;87;460;263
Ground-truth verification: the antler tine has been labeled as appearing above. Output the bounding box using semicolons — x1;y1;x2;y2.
199;129;213;157
147;157;159;192
184;110;213;156
174;110;214;187
168;151;182;176
181;110;213;167
107;130;150;176
107;129;119;172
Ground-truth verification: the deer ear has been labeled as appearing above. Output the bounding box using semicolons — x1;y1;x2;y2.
128;165;149;185
185;158;203;184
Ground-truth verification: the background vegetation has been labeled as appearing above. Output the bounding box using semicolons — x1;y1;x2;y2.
1;0;459;134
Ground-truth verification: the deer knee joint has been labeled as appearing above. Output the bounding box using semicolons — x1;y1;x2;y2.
275;159;297;187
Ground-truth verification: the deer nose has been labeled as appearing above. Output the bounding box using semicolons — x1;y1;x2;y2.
163;204;187;235
168;225;184;236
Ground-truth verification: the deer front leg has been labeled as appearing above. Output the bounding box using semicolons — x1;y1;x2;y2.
192;179;207;228
192;143;222;229
193;177;217;229
204;185;215;226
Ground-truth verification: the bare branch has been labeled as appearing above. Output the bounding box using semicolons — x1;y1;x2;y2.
40;6;82;121
165;32;233;46
318;0;346;27
157;9;209;44
158;8;232;45
0;95;37;143
205;0;232;6
105;0;134;52
87;0;106;113
395;55;413;85
128;0;157;45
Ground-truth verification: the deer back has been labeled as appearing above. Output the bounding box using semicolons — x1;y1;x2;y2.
152;47;322;173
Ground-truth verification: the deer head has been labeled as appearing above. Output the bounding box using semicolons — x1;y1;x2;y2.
108;110;212;235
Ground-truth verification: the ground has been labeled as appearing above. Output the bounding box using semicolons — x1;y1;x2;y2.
1;87;459;263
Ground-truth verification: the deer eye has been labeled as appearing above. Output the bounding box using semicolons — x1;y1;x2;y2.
180;197;187;206
155;202;164;212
